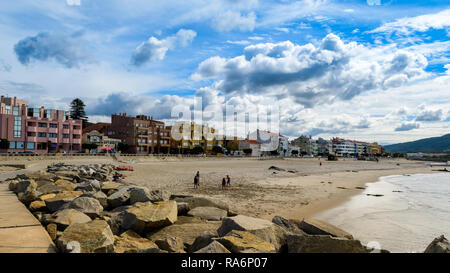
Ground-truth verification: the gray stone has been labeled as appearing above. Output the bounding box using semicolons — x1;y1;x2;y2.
107;187;131;208
172;196;229;212
286;234;369;253
114;230;161;253
148;222;221;247
75;180;101;192
155;237;185;253
14;180;37;194
216;230;276;253
177;202;190;216
44;191;83;212
129;187;170;204
48;209;92;230
424;235;450;253
272;216;305;235
217;215;287;251
65;196;104;218
299;218;353;239
57;220;115;253
188;231;216;253
187;206;227;221
195;241;231;253
81;191;108;208
122;201;177;234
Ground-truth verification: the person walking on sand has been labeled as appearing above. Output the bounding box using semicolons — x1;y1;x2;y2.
222;177;226;190
226;175;231;187
194;171;200;189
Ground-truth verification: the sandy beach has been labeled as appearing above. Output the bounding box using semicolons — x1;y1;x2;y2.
0;156;438;222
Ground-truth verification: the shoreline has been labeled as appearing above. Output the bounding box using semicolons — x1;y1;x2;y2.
258;167;436;221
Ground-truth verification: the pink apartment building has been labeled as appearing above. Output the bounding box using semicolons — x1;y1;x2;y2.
0;96;82;154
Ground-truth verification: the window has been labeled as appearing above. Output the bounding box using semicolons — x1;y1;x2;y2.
33;108;40;117
183;142;189;147
13;106;19;116
9;142;15;149
16;142;24;149
14;116;21;138
49;124;58;128
26;142;35;149
63;124;69;129
46;110;51;119
62;134;69;139
38;123;47;128
49;133;57;138
5;105;10;114
38;132;46;137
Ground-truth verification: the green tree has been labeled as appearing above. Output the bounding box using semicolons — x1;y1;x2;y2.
243;148;252;155
70;98;88;128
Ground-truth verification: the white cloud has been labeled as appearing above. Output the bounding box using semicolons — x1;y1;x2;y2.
395;122;420;131
226;40;251;45
192;33;428;107
211;11;256;32
131;29;196;66
370;9;450;35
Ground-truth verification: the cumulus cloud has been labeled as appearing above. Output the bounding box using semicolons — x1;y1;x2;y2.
131;29;196;66
415;108;444;122
395;122;420;131
192;33;428;107
14;31;88;68
211;11;256;32
87;92;193;120
370;9;450;35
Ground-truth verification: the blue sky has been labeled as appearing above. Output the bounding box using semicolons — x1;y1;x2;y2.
0;0;449;144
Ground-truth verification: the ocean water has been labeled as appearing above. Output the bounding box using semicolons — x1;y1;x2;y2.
316;172;450;253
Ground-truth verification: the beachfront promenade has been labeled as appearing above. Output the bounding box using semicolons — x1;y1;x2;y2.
0;169;56;253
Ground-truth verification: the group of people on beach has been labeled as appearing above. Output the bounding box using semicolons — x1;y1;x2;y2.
193;171;231;190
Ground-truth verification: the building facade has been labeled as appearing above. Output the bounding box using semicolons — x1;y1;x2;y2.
0;96;82;154
108;113;171;154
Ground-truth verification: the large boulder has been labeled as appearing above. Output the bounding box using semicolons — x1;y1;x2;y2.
75;180;101;192
187;206;227;221
57;220;115;253
129;187;170;204
81;191;108;208
65;197;104;218
155;237;185;253
298;218;353;239
217;215;287;251
177;202;190;216
44;191;83;212
172;196;229;212
37;183;65;195
48;209;91;230
195;241;231;253
114;230;160;253
54;180;77;191
122;201;177;234
424;235;450;253
286;234;369;253
29;200;47;212
13;180;37;194
101;182;123;193
148;221;221;247
18;190;41;204
107;187;131;208
188;231;217;253
216;230;276;253
272;216;305;235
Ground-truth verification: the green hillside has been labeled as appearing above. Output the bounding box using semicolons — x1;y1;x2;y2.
384;133;450;153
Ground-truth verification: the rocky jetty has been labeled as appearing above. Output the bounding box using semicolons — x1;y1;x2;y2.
5;163;443;253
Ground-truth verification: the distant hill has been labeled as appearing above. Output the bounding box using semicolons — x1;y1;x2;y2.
384;133;450;153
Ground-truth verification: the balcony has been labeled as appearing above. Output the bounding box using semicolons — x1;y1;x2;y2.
62;138;70;144
72;139;81;144
48;128;58;134
27;127;37;133
27;136;38;142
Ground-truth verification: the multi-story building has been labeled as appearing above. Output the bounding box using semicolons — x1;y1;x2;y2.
82;129;121;153
108;113;170;154
0;96;82;154
317;137;333;155
331;138;357;157
168;122;222;154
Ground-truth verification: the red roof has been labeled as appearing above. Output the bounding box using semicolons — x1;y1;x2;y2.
246;139;261;145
